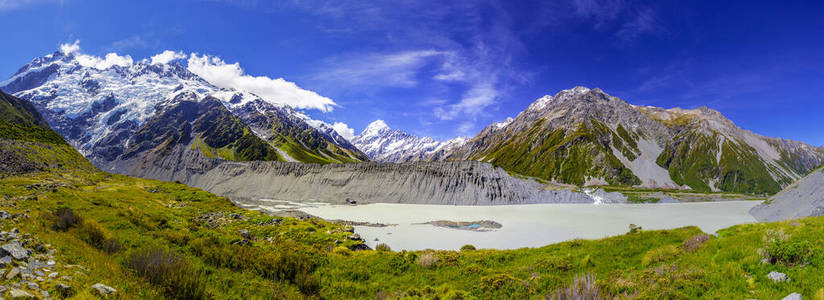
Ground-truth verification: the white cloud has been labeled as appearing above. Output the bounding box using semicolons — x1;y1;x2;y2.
60;40;80;55
75;52;134;69
331;122;355;141
187;53;337;112
151;50;186;65
58;40;134;69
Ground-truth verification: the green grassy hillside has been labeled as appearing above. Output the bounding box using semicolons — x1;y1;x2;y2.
1;170;823;299
0;90;93;176
469;119;640;186
2;89;822;299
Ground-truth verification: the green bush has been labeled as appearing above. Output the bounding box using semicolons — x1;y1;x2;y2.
376;243;391;252
127;248;206;299
460;244;476;251
53;207;82;231
764;238;813;266
193;238;319;294
641;245;680;267
75;219;121;254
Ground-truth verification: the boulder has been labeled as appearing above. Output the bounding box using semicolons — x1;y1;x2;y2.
1;242;30;260
782;293;802;300
0;255;12;267
348;243;371;251
5;267;20;280
8;287;36;299
90;283;117;296
238;229;252;240
767;271;790;282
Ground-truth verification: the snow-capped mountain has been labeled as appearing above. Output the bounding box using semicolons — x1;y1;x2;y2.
0;48;367;171
443;86;824;194
351;120;466;162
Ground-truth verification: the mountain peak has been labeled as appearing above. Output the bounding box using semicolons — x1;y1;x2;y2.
363;119;390;134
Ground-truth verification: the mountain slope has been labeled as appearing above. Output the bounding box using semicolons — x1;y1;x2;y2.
444;87;824;194
352;120;466;162
750;165;824;221
0;89;92;176
0;50;367;171
225;96;367;163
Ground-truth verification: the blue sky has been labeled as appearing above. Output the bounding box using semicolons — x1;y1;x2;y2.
1;0;823;145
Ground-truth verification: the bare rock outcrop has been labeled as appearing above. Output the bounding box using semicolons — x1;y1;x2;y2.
751;166;824;221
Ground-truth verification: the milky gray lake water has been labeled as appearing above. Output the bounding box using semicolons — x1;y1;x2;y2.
293;201;759;250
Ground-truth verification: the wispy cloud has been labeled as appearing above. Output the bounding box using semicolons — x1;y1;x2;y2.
0;0;61;12
313;50;447;90
616;7;663;43
571;0;624;27
569;0;663;44
107;35;159;52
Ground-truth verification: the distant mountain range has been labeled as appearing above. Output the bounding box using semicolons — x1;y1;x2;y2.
357;87;824;194
3;49;822;195
351;120;466;163
0;50;367;174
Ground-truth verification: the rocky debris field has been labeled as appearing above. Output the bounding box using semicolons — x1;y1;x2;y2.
0;210;116;299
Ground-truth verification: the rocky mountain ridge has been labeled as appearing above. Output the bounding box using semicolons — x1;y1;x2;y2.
441;87;824;194
0;49;367;172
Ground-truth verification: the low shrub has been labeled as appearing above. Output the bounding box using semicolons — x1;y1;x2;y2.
537;256;574;272
53;207;82;231
764;239;812;266
193;238;320;294
681;234;710;252
53;207;83;231
76;219;121;253
417;251;439;269
641;245;680;267
460;244;476;251
127;248;206;299
437;251;460;266
376;243;391;252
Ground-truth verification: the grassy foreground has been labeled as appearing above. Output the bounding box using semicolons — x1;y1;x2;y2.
1;169;823;299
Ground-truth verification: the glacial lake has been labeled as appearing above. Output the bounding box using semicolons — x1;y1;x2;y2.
290;201;760;251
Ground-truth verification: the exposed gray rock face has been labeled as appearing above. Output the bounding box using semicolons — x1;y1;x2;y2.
122;146;624;205
782;292;802;300
90;283;117;296
751;167;824;221
1;242;30;261
767;271;790;282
